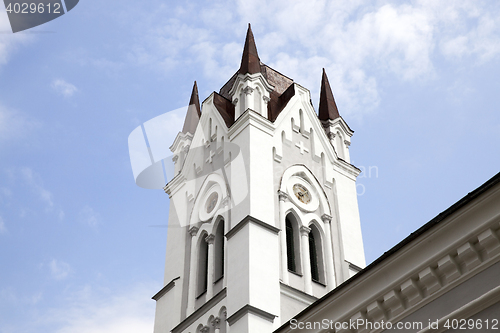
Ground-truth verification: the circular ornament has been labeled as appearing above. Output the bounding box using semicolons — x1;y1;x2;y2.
293;183;311;204
206;192;219;213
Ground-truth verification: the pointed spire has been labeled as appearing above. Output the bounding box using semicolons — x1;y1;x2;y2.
182;81;201;134
318;69;340;121
239;23;261;75
189;81;201;118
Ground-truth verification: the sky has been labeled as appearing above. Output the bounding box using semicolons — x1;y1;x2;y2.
1;0;500;332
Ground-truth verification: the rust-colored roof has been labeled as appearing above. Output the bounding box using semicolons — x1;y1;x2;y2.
239;24;261;75
213;92;235;128
218;64;295;126
267;83;295;122
189;80;201;118
181;81;201;134
318;68;340;121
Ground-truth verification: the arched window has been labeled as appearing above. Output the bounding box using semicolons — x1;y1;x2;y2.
214;220;224;282
286;218;296;272
285;213;301;274
197;233;209;296
336;131;344;160
309;231;319;281
254;86;261;114
309;224;325;284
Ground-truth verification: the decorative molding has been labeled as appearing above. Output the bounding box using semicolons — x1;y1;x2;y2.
348;262;363;273
226;304;277;326
344;139;351;147
280;282;318;305
333;224;500;331
206;150;215;164
226;215;280;240
221;195;231;207
228;108;275;139
172;155;179;163
205;234;215;244
211;317;221;329
263;95;271;103
295;140;309;155
300;225;311;236
242;86;254;95
278;190;289;202
418;284;500;333
321;214;332;223
171;288;227;333
189;226;199;237
151;276;180;301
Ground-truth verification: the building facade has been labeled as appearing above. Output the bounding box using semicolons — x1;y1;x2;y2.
151;24;500;333
152;25;366;333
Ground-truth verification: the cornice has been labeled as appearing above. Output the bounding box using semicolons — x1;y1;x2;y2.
322;116;354;137
226;215;280;240
170;131;194;152
228;108;275;139
163;173;186;198
151;276;180;301
227;304;277;326
171;288;227;333
227;72;275;97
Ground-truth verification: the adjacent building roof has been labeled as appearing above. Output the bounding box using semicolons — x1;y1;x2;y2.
274;170;500;332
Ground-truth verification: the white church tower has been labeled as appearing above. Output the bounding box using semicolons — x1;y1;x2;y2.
152;24;366;333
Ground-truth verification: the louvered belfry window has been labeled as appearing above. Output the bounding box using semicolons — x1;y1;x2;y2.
286;217;296;272
309;231;319;281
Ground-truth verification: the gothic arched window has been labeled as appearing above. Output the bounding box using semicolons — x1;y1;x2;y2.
285;213;301;274
309;224;325;284
214;220;224;282
197;233;209;296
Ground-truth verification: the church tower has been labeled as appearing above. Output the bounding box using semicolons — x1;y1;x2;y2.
152;25;366;333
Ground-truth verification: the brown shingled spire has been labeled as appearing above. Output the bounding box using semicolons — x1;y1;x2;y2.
182;81;201;134
318;69;340;121
239;24;261;75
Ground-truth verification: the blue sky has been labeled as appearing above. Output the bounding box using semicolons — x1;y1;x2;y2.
1;0;500;332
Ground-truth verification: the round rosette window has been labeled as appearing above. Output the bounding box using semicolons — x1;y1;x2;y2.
199;185;222;222
287;177;319;212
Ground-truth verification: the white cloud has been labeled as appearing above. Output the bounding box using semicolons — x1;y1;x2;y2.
0;8;33;67
21;167;54;210
43;284;154;333
49;259;72;280
79;205;100;228
0;104;39;144
52;79;78;97
0;215;6;234
77;0;500;117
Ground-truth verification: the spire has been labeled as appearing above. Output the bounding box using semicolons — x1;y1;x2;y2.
182;81;201;134
239;23;261;75
318;69;340;121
